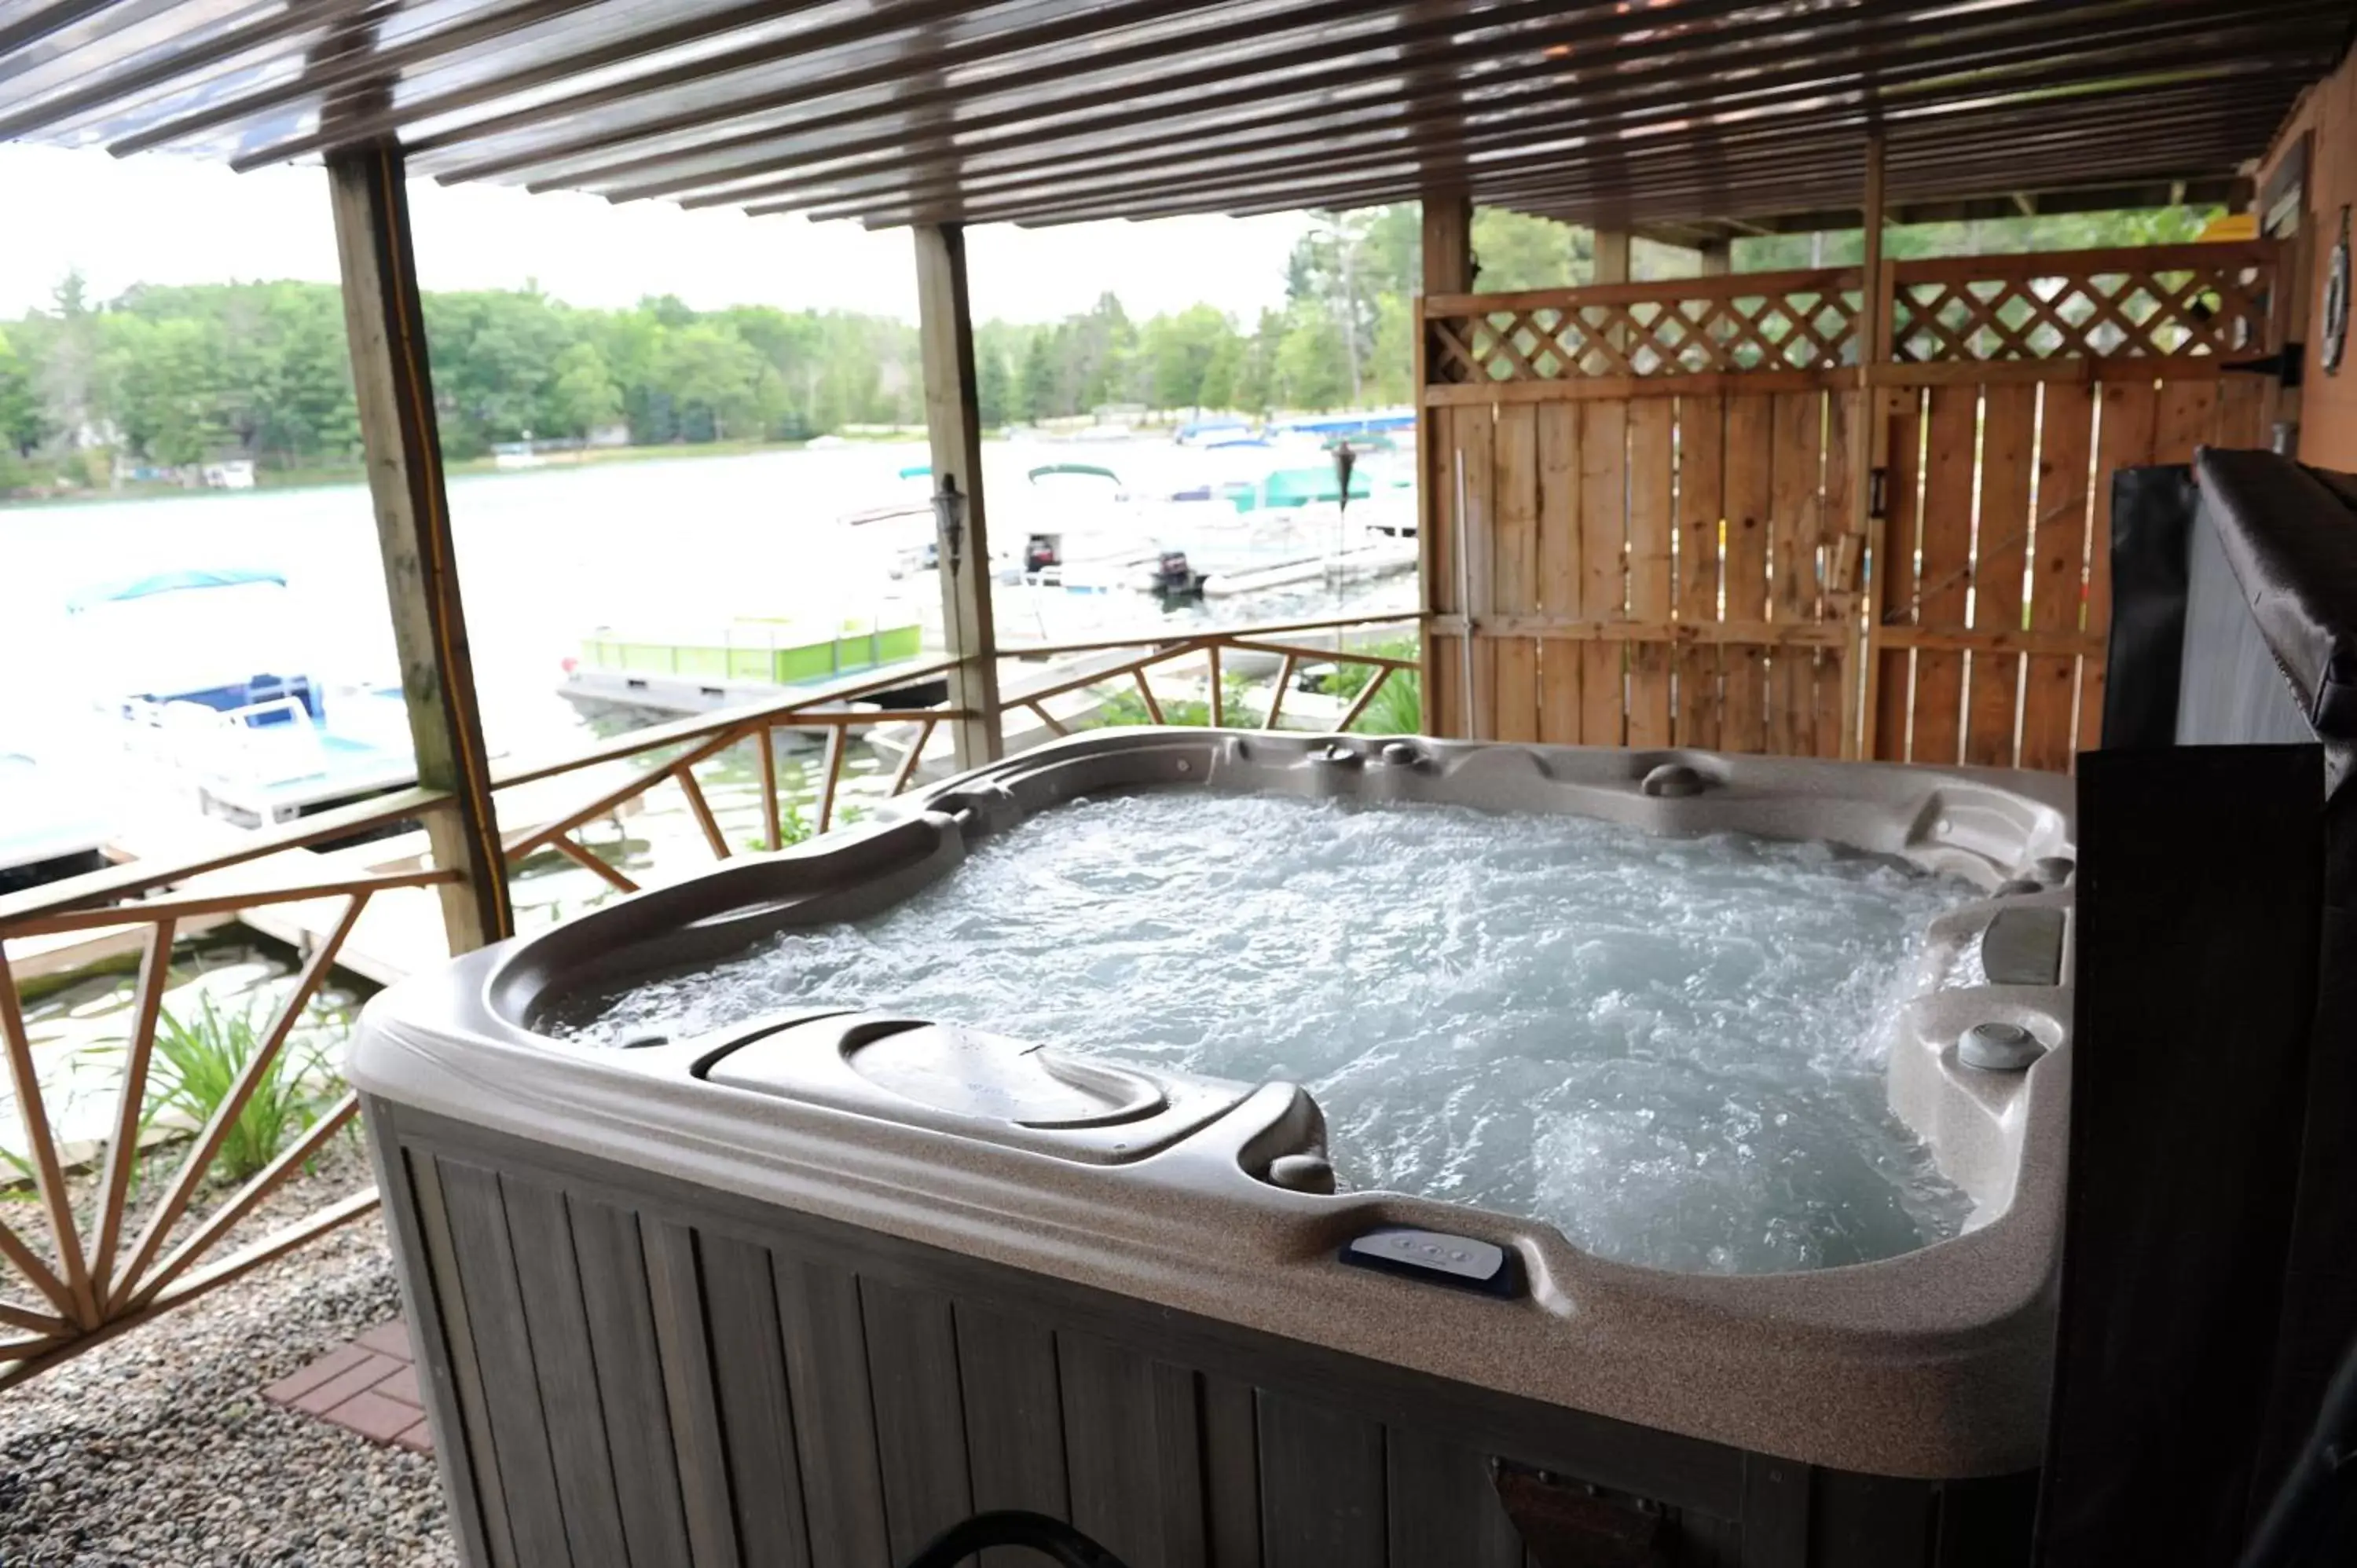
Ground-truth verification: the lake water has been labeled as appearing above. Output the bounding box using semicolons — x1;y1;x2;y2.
2;435;1414;837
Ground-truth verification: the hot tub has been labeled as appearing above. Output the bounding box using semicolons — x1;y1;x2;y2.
354;731;2074;1568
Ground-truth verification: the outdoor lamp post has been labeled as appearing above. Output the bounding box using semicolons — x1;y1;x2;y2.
932;474;967;574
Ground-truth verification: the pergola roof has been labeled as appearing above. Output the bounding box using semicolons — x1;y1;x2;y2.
0;0;2344;231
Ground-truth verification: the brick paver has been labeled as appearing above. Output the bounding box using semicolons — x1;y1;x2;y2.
263;1317;433;1455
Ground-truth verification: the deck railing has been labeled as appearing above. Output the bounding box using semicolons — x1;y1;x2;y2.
0;610;1417;1383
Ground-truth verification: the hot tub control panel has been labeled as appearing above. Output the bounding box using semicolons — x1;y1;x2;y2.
1343;1226;1524;1297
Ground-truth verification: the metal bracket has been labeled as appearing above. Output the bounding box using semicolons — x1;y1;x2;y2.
1492;1460;1674;1567
2223;346;2306;388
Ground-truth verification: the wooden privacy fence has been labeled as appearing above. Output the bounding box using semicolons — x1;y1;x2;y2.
1419;240;2282;769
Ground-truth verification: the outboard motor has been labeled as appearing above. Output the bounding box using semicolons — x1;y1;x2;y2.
1151;549;1200;597
1025;533;1059;572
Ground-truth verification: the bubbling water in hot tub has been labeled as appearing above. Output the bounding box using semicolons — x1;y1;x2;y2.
547;791;1979;1274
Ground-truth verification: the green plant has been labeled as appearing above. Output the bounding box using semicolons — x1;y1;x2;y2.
1350;665;1423;735
148;995;340;1185
1325;636;1420;703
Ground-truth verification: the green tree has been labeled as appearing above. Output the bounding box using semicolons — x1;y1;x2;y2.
0;328;43;456
1141;304;1236;411
1472;208;1581;290
659;324;763;441
1019;329;1060;420
977;342;1014;427
550;341;622;441
1274;309;1350;410
1197;330;1243;411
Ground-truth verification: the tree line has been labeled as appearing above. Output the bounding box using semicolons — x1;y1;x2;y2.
0;200;2213;494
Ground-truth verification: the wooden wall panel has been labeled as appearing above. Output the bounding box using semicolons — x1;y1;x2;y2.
1871;391;1926;761
1491;404;1541;742
1816;391;1858;757
1767;391;1823;757
1536;402;1583;745
2021;383;2095;772
1626;400;1676;748
1418;240;2281;767
1721;394;1774;753
1966;383;2036;768
1457;403;1498;738
1908;384;1979;765
1578;399;1630;746
1674;395;1725;749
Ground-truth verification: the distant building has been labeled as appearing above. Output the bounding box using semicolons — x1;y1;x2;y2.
200;459;256;490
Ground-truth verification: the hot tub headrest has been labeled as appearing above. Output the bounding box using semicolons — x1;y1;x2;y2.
2194;449;2357;753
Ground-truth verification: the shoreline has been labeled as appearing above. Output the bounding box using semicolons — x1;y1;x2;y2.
0;430;939;511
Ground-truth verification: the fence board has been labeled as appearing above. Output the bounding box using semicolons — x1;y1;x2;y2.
1817;391;1858;757
2153;379;2221;464
1535;402;1582;744
1768;391;1823;757
1491;404;1541;742
1415;238;2279;769
1674;395;1725;749
1455;403;1497;738
1721;394;1773;752
1908;385;1979;765
1578;399;1629;746
1626;400;1675;748
2021;382;2095;771
1967;383;2036;767
1872;390;1924;760
2216;372;2267;449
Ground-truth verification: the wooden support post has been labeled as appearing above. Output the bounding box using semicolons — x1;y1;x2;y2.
1419;194;1472;738
1846;131;1892;762
1589;228;1632;286
913;223;1003;771
328;143;510;952
1697;240;1732;277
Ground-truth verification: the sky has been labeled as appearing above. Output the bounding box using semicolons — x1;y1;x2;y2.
0;143;1312;325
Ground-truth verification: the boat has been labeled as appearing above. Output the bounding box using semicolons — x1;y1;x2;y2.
0;749;114;892
1174;416;1253;445
559;613;937;720
65;567;423;830
119;682;420;829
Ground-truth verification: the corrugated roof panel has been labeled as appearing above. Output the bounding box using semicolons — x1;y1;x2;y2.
0;0;2341;230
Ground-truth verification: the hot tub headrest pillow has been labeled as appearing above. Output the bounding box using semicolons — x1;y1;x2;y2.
2194;449;2357;764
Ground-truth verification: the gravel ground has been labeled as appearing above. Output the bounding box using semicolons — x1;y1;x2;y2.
0;1145;458;1567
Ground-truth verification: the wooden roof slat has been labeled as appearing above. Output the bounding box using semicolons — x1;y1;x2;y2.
555;0;1775;201
0;0;375;141
328;0;1249;179
0;0;2335;234
215;0;1004;169
663;0;1905;213
779;0;2316;223
818;35;2319;229
104;0;612;157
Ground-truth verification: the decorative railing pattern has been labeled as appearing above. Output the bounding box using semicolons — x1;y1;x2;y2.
1425;270;1865;386
0;614;1414;1386
1889;244;2277;364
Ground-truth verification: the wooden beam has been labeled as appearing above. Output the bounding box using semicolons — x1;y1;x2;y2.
1421;193;1474;295
912;223;1003;772
1697;240;1732;277
1589;227;1632;285
1419;192;1471;740
328;143;511;952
